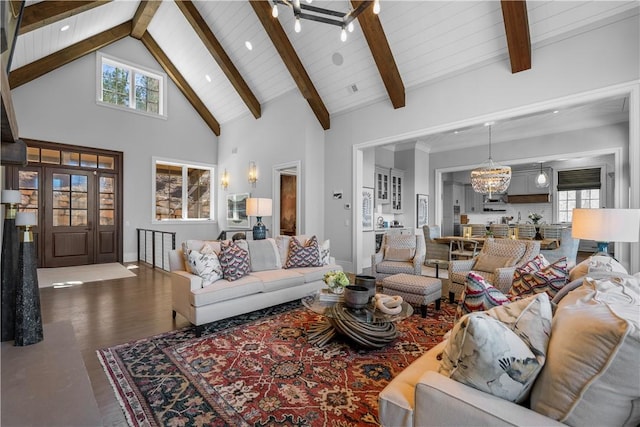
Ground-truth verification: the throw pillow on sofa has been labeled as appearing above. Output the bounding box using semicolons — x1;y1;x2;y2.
457;271;510;318
247;238;281;272
508;256;568;300
568;254;628;282
441;293;552;403
218;240;250;281
187;249;224;287
284;235;321;268
530;273;640;426
319;239;331;265
439;294;551;402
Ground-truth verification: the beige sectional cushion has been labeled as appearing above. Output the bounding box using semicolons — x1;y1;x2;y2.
249;269;304;292
379;341;447;427
190;274;263;307
530;274;640;426
285;264;341;283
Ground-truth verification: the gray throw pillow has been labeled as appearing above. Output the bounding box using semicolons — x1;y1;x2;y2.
247;238;281;272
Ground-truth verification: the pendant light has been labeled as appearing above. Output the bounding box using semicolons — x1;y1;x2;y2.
535;162;550;188
470;124;511;197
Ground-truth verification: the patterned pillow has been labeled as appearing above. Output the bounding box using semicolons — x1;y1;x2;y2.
441;293;552;403
218;241;250;281
187;249;223;287
319;239;331;265
517;254;550;274
285;235;321;268
509;257;568;300
457;271;509;318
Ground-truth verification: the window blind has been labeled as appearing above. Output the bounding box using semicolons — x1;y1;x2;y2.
557;168;601;191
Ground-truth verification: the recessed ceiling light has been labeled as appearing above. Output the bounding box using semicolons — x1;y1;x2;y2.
484;121;494;127
553;110;559;114
454;131;460;134
60;25;70;32
205;74;212;83
245;41;253;51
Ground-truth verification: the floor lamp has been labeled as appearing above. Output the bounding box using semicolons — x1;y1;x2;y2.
572;208;640;256
14;212;43;346
1;190;21;342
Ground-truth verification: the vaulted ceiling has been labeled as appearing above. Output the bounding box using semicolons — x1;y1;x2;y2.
6;0;639;139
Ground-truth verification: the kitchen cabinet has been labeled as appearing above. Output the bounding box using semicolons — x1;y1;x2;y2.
508;168;552;195
464;184;484;213
390;169;404;212
375;166;390;204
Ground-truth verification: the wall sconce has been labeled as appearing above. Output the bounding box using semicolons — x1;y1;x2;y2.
221;169;229;191
1;190;21;342
14;211;43;346
248;161;258;187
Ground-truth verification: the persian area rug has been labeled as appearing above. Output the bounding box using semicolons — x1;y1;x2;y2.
37;262;136;288
98;300;457;427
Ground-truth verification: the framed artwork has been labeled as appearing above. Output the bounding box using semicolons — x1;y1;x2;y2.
416;194;428;228
226;193;250;228
362;187;374;231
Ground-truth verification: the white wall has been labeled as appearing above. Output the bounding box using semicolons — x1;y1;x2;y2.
327;10;639;271
218;90;327;240
11;37;219;261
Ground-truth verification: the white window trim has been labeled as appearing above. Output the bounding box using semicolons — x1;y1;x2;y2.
152;157;216;224
554;163;608;222
96;52;168;119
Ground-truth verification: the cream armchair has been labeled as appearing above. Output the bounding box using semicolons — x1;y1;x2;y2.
447;238;540;302
372;234;425;280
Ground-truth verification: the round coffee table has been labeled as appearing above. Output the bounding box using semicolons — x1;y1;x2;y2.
301;291;413;348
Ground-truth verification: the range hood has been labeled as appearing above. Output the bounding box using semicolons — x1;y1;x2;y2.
507;194;551;203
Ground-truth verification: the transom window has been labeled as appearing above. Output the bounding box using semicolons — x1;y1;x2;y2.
97;52;166;117
153;158;215;222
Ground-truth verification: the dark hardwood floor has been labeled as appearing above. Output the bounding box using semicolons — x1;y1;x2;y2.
39;263;190;426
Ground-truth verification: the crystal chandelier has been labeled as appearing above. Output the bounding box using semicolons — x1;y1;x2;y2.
270;0;380;42
470;124;511;197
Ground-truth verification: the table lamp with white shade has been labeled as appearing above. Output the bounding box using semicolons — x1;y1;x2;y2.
572;208;640;256
246;198;272;240
14;211;43;346
1;190;21;341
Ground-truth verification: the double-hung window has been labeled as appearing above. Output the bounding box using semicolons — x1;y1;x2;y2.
153;158;215;222
97;52;166;118
557;168;602;222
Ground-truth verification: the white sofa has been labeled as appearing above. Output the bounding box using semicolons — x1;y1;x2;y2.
379;268;640;427
168;237;341;336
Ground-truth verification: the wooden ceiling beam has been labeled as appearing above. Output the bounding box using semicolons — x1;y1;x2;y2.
501;0;531;73
352;0;404;109
1;65;19;143
131;0;162;39
19;1;111;35
175;0;261;119
140;32;221;136
9;21;131;89
249;0;329;130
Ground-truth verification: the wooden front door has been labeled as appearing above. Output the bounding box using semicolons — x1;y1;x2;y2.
45;168;96;267
7;140;123;268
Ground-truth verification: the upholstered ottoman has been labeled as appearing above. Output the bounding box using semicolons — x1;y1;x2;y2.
381;273;442;318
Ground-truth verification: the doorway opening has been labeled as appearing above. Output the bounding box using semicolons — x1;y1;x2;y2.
272;161;301;236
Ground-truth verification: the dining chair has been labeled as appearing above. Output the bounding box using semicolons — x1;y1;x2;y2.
449;238;479;260
516;223;536;240
469;224;487;237
489;223;509;238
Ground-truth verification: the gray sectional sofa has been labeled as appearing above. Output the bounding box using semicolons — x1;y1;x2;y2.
168;237;341;336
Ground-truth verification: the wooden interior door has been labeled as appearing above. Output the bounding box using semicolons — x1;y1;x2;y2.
44;168;95;267
95;172;118;264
